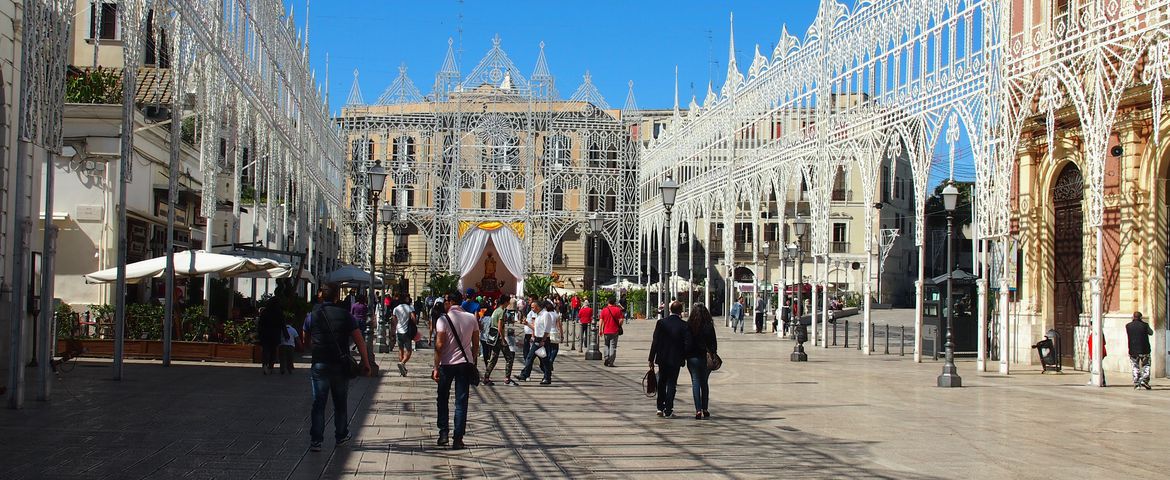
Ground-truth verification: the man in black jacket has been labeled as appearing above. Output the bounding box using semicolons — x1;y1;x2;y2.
649;301;691;418
303;283;372;452
1126;311;1153;390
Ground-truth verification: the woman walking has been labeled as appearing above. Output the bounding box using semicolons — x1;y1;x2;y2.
685;303;718;419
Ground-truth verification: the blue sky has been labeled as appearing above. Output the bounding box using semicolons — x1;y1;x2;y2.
291;0;820;112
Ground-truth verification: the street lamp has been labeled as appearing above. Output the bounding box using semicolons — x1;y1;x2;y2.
377;201;395;353
586;213;605;361
762;241;771;334
366;164;388;367
938;182;962;388
791;217;810;361
659;176;679;305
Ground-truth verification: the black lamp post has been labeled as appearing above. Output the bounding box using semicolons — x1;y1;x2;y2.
378;201;395;353
586;213;605;361
367;164;388;365
938;182;962;388
659;176;679;305
762;241;771;333
791;217;809;361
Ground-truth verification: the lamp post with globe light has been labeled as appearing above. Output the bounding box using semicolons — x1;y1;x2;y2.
586;213;605;361
659;176;679;306
366;164;388;366
791;217;810;361
937;182;962;388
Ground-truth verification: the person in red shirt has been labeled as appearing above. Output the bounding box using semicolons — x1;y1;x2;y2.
576;301;593;351
599;297;624;367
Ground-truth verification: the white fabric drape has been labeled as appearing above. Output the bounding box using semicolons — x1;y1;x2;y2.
490;227;526;281
457;228;491;290
456;225;527;294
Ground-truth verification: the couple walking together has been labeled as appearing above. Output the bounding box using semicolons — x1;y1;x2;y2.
649;301;718;419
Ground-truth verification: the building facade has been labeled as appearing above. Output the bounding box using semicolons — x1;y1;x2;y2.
337;37;640;297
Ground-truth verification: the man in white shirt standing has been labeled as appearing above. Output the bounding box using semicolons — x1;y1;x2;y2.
393;297;416;377
433;291;479;450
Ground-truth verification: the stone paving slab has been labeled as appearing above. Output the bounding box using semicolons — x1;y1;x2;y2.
1;318;1169;479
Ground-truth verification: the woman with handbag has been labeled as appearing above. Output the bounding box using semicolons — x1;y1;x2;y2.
684;303;718;420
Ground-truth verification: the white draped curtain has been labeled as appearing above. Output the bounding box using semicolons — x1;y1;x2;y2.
457;226;526;294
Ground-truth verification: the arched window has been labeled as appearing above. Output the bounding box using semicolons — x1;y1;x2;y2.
551;186;565;211
605;188;617;212
392;135;415;167
588;143;604;169
543;134;571;168
588;188;599;211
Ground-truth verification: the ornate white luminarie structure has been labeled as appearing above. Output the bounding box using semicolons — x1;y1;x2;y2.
66;0;343;382
642;0;1170;379
338;37;641;295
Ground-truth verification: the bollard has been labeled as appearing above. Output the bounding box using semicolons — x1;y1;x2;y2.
857;320;863;350
884;324;890;354
900;325;906;356
844;321;850;349
833;321;838;346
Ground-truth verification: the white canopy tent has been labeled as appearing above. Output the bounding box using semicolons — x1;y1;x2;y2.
84;250;284;284
457;223;526;295
237;265;316;284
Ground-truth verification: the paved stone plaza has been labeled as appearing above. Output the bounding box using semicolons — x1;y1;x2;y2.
2;317;1167;480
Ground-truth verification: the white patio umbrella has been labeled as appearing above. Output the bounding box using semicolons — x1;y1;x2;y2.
324;265;382;285
600;278;639;291
236;265;317;284
84;250;282;284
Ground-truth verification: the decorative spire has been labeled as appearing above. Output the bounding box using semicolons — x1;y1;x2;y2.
673;65;680;118
704;81;717;108
748;43;768;78
531;41;557;98
721;12;744;98
688;94;699;117
346;69;364;106
462;34;530;95
623;80;640;120
568;70;610;110
435;37;461;100
773;24;799;60
377;63;423;105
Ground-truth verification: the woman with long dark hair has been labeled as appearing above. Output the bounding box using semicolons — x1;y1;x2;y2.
685;303;718;419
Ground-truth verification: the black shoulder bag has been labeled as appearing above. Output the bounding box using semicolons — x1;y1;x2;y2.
442;314;481;386
314;306;361;379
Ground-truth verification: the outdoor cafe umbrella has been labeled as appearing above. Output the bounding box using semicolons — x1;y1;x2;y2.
600;278;639;291
84;250;282;284
236;265;317;284
324;265;383;285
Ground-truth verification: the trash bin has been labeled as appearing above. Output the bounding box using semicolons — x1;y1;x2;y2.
1032;329;1062;373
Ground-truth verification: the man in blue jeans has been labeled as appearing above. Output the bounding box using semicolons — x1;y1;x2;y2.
433;291;480;449
649;301;691;418
303;283;372;452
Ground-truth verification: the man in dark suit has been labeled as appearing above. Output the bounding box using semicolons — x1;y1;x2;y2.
649;301;691;417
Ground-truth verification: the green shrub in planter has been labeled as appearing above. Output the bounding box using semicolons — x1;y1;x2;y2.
54;302;76;339
126;303;164;340
182;305;213;341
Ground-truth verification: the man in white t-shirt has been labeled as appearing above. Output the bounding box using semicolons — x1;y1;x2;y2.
393;298;416;377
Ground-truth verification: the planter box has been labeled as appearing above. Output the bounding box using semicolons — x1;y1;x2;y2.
56;339;256;364
212;343;257;362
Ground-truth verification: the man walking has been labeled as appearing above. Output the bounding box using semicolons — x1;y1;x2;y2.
577;300;593;351
433;291;479;449
393;296;416;377
1126;311;1153;390
600;297;624;366
303;283;371;452
516;300;544;382
649;301;691;418
729;297;745;334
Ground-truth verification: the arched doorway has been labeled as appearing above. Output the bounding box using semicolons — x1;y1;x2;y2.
1052;163;1084;366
